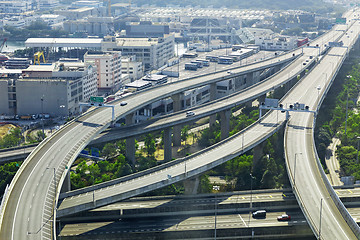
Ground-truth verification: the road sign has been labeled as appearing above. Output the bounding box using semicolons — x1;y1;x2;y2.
90;96;104;103
335;18;346;24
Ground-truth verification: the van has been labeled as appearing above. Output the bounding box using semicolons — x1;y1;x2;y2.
252;210;266;218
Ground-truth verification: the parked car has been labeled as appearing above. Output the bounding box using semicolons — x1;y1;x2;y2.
277;214;291;221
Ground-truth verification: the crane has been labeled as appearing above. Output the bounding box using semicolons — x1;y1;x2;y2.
0;38;7;52
34;51;46;65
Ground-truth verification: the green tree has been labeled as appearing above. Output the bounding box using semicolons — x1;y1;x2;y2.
144;134;156;159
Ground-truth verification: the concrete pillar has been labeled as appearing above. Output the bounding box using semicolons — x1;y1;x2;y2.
258;94;266;104
246;72;254;87
273;65;281;74
60;171;71;193
253;141;265;167
125;113;136;164
209;83;217;128
220;109;231;140
164;127;172;162
184;176;200;195
171;93;182;147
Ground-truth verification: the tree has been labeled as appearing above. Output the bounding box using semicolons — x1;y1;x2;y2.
102;143;117;159
144;134;156;159
181;125;189;146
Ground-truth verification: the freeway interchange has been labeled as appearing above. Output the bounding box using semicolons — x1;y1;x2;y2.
1;8;360;240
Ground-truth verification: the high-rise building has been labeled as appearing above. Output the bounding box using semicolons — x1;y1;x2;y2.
84;51;122;95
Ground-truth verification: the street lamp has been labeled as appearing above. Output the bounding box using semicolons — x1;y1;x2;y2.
213;185;220;240
319;198;324;240
293;153;302;190
356;136;360;164
317;85;321;100
41;96;44;135
248;173;256;226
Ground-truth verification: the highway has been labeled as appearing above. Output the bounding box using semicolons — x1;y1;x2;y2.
284;15;360;240
0;11;356;240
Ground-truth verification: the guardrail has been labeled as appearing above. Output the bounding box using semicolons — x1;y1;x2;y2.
284;26;360;239
311;39;360;238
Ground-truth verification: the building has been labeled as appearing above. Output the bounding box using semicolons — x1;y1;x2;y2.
63;16;114;36
121;55;143;81
37;0;59;10
40;14;65;26
102;34;175;70
255;35;297;51
0;60;97;117
71;0;103;8
0;1;31;14
84;50;122;95
124;21;170;38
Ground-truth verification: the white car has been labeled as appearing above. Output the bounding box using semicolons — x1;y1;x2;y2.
186;111;195;117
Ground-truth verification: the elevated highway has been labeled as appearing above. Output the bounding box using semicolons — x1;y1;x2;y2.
57;189;360;239
284;16;360;239
0;10;358;240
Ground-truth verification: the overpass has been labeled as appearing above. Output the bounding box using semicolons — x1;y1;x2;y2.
284;15;360;239
57;188;360;239
0;10;358;240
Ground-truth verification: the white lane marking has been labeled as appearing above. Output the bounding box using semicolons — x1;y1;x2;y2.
238;214;247;227
12;123;84;240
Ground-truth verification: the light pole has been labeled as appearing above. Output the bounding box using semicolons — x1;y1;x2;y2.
319;197;324;240
317;85;321;101
357;136;360;164
345;90;349;136
294;153;302;189
213;185;220;240
248;173;256;226
41;96;44;135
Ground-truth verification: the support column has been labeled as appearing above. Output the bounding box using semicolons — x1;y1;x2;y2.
258;94;266;105
253;141;265;168
209;83;217;128
220;109;231;140
125;113;136;165
60;171;71;193
172;93;182;146
184;176;200;195
246;72;254;87
164;127;172;162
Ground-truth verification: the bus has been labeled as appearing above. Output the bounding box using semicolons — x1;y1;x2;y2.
206;55;218;62
182;53;198;58
195;59;210;66
191;61;203;68
218;57;233;64
185;63;198;70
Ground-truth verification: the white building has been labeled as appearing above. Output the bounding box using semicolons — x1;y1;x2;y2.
255;35;297;51
84;51;122;94
0;1;31;13
40;14;65;26
102;34;175;70
121;55;143;81
37;0;59;10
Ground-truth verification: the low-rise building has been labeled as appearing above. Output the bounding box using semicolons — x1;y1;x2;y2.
102;34;175;70
121;55;143;81
255;35;297;51
0;59;97;117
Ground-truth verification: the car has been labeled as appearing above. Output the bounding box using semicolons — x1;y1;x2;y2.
120;101;127;106
277;214;291;221
252;210;266;218
186;111;195;117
